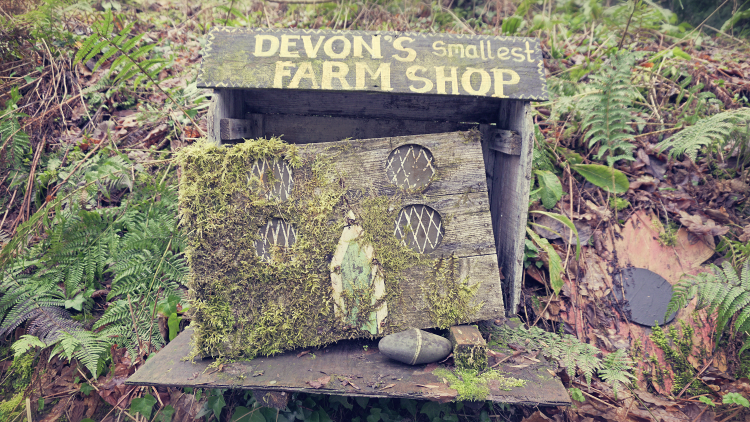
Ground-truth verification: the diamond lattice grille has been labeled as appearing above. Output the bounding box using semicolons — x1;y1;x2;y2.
394;205;444;254
249;158;293;201
385;144;435;190
255;218;296;261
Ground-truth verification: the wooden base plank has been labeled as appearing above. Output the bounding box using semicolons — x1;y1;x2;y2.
127;328;571;406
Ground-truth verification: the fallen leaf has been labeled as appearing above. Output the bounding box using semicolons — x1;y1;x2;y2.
380;383;395;390
297;350;310;358
679;211;729;236
416;384;440;388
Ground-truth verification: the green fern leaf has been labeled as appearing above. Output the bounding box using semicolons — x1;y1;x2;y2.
656;108;750;161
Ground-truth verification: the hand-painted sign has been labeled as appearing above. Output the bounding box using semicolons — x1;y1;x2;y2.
197;28;548;101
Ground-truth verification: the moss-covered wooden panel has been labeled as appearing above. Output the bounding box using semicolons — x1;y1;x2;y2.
178;131;503;359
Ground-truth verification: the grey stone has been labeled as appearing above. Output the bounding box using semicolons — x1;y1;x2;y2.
378;328;452;365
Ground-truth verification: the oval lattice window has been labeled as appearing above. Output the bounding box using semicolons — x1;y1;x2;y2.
249;157;293;201
385;144;435;190
394;205;444;254
255;218;296;261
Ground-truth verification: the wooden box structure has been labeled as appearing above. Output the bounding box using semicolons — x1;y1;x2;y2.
179;28;547;359
127;28;564;405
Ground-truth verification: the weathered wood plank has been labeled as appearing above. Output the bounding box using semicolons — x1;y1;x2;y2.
488;130;521;155
242;90;507;123
311;131;486;200
398;253;504;328
220;117;260;140
198;28;548;101
299;131;498;258
127;328;571;406
222;114;477;143
207;89;245;145
492;101;533;315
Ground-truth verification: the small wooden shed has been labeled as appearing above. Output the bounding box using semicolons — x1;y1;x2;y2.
201;27;547;317
127;28;567;406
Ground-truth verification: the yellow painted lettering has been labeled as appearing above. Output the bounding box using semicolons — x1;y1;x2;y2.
406;65;433;93
393;37;416;62
511;47;525;62
273;61;295;88
448;44;464;58
525;41;535;62
435;66;459;95
322;62;351;90
465;45;479;59
301;35;325;58
254;35;280;57
496;47;510;60
324;36;351;59
288;62;318;89
491;69;520;98
432;41;446;57
279;35;300;58
353;36;382;58
355;62;392;91
461;68;491;96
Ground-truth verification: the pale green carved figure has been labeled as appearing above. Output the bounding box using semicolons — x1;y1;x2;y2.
331;212;387;334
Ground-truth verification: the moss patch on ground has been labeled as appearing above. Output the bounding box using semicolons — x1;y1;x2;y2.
179;138;483;360
433;367;526;401
650;322;712;396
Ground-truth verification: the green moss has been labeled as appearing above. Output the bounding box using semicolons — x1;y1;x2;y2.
180;138;464;360
650;322;711;396
609;196;630;211
8;354;33;392
424;254;482;329
433;368;525;401
0;392;24;421
454;345;488;372
652;218;679;247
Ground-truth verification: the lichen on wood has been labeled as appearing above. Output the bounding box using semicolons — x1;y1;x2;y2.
177;137;446;359
424;254;483;329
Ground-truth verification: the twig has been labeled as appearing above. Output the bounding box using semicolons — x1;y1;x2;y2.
667;0;730;50
99;34;204;136
704;24;747;44
676;356;713;399
127;294;144;355
0;189;17;231
717;407;743;422
618;0;638;50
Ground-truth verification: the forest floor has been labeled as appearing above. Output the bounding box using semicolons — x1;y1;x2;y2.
2;0;750;421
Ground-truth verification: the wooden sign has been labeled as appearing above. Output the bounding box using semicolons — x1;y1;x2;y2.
197;28;548;101
179;131;504;359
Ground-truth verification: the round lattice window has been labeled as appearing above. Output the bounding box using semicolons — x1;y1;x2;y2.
385;144;435;190
255;218;296;261
249;157;293;201
394;205;444;254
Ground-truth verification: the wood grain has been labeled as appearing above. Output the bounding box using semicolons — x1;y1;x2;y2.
198;28;548;101
219;114;477;143
127;328;571;406
491;101;533;315
242;89;508;123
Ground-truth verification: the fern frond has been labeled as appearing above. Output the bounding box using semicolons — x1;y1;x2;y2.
598;349;635;400
667;257;750;342
579;52;643;165
656;108;750;161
